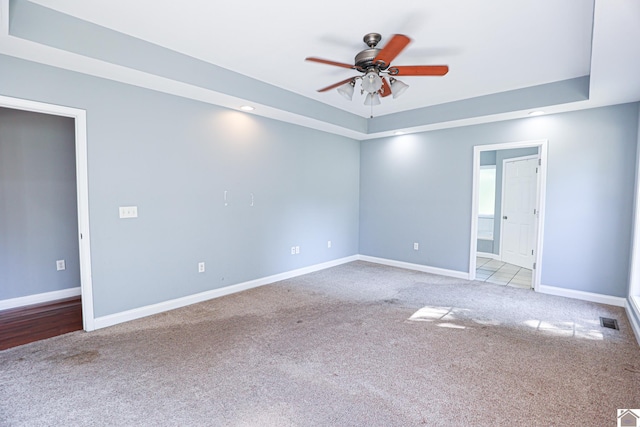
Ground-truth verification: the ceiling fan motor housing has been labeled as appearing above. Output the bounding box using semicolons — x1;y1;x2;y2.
356;33;391;70
355;48;382;69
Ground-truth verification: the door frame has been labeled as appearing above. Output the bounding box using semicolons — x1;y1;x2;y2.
627;137;640;343
469;139;548;291
0;95;95;331
499;154;539;268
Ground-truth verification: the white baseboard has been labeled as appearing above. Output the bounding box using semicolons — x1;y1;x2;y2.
357;255;470;280
477;251;501;260
0;287;81;311
537;284;626;307
626;297;640;346
93;255;359;330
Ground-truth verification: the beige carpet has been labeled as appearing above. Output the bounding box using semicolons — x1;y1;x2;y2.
1;261;639;426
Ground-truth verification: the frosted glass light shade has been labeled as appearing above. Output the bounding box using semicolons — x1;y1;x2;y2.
390;78;409;98
337;81;355;100
361;71;382;94
364;92;381;105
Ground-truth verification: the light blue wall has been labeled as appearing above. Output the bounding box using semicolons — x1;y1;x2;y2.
359;131;473;271
360;103;639;297
480;151;496;166
0;54;360;317
476;239;493;254
1;52;638;314
0;108;79;299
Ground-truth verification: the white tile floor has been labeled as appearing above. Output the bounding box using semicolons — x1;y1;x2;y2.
475;257;532;289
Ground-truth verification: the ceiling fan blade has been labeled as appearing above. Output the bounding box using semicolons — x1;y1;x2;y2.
317;77;355;92
380;77;392;97
305;57;356;69
390;65;449;76
374;34;411;67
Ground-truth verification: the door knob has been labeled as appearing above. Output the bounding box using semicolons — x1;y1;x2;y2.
503;216;508;220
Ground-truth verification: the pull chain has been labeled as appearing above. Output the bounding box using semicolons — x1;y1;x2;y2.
370;96;374;118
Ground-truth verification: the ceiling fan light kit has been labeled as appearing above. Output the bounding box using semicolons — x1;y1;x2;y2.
306;32;449;110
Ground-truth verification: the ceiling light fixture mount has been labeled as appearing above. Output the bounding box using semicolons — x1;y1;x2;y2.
306;33;449;113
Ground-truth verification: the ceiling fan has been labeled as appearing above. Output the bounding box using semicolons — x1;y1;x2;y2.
306;33;449;108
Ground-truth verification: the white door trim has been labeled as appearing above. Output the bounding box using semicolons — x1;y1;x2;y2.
627;116;640;344
469;139;548;292
0;95;95;331
498;154;538;268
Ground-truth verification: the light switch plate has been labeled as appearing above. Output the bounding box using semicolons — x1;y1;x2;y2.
56;260;65;271
119;206;138;218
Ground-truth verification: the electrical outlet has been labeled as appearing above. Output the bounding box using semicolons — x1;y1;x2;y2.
413;242;419;251
198;262;205;273
119;206;138;219
56;260;65;271
295;246;300;254
327;240;332;248
291;246;296;255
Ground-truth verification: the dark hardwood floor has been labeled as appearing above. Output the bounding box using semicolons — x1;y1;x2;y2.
0;296;83;351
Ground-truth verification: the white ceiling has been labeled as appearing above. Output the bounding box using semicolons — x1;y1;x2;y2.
2;0;640;137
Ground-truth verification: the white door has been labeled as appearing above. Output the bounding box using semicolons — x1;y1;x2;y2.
501;157;538;269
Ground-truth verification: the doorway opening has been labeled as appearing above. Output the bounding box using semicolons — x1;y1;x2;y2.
0;95;94;331
469;140;548;291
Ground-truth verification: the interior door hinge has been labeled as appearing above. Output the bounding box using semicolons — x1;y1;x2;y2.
531;249;534;255
538;158;542;166
533;208;537;215
535;167;538;173
533;262;537;270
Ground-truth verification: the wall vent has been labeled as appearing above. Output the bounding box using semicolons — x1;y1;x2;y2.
599;317;619;330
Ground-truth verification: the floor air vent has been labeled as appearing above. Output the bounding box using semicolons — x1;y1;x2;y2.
599;317;619;330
